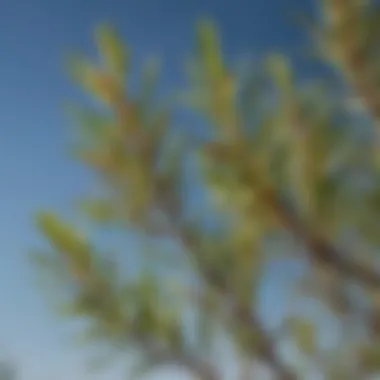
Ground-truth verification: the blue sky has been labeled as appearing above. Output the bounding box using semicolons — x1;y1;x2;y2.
0;0;314;379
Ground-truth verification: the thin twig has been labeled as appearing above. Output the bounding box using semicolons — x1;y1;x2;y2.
268;192;380;288
172;220;297;380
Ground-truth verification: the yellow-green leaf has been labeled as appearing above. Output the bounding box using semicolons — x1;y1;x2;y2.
95;24;128;82
196;19;224;82
68;57;121;105
287;317;316;355
35;212;92;276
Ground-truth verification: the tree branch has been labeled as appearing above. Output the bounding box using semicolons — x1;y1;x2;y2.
263;189;380;288
177;229;297;380
233;303;297;380
155;177;297;379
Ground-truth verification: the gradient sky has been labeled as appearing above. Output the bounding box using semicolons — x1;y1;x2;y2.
0;0;315;379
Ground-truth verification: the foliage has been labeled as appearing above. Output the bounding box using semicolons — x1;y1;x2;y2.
33;1;380;379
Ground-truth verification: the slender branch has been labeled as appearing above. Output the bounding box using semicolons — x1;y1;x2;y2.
151;187;297;379
262;189;380;288
176;225;297;380
233;303;297;380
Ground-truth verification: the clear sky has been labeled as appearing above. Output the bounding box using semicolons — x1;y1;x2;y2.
0;0;314;379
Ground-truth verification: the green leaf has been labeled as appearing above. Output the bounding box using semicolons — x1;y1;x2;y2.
36;213;86;253
287;317;316;355
78;198;115;223
66;106;113;140
66;55;120;105
95;24;128;82
35;212;92;279
196;19;224;82
265;53;293;96
360;343;380;373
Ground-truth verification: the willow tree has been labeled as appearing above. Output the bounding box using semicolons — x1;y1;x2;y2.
33;1;380;379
